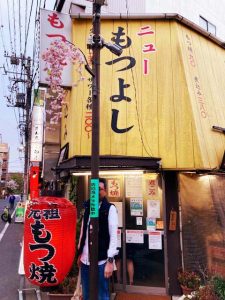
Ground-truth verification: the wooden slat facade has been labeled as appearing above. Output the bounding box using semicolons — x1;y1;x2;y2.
61;19;225;170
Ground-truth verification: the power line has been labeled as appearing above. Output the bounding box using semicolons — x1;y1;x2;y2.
24;0;28;55
24;0;35;57
13;0;17;55
19;0;22;54
6;0;14;53
32;0;41;81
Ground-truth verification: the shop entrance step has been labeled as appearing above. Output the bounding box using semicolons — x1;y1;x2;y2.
115;292;171;300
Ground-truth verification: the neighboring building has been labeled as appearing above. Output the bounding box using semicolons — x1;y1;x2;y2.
0;143;9;196
59;0;225;40
40;1;225;297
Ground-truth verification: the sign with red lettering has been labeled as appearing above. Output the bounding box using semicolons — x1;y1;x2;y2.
40;9;72;86
108;179;121;197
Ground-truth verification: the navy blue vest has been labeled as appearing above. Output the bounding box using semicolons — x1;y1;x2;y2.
78;197;113;261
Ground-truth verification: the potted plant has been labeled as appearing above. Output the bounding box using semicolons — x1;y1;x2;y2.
178;269;201;295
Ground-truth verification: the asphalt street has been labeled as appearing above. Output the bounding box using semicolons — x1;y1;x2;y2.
0;197;24;300
0;199;51;300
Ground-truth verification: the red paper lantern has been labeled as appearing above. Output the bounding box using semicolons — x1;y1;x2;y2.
24;197;77;286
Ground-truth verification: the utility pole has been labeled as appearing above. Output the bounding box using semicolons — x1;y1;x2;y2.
88;1;123;298
89;1;104;299
23;57;32;200
4;54;32;200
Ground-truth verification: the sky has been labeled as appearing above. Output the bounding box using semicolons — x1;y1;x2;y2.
0;0;55;172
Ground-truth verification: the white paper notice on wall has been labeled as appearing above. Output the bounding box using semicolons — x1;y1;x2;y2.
136;217;142;225
146;217;156;231
148;231;162;249
111;202;123;227
126;230;144;244
130;198;143;216
117;229;121;248
125;175;143;198
147;200;160;218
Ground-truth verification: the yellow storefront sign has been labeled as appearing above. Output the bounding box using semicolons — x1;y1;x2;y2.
62;19;225;170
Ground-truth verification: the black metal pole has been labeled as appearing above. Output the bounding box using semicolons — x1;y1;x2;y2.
89;2;102;300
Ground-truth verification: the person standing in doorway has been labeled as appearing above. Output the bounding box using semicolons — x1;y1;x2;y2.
77;178;118;300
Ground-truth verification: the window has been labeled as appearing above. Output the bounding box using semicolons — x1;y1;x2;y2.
199;16;216;36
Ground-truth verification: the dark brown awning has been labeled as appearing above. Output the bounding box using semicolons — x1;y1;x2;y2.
55;155;161;175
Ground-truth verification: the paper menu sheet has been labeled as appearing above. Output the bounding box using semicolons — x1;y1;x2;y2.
125;175;143;198
147;199;160;218
148;231;162;249
126;230;144;244
111;201;123;227
130;198;143;216
117;229;121;248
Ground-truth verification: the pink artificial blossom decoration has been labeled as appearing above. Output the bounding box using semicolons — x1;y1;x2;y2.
42;39;86;124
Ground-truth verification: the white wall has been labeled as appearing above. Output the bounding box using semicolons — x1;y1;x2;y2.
68;0;146;14
66;0;225;41
146;0;225;40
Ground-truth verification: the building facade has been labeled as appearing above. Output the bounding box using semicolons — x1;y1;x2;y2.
0;143;9;196
40;1;225;296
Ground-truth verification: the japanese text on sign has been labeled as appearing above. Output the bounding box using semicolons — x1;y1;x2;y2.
184;33;207;118
90;179;99;218
40;9;72;86
137;25;156;75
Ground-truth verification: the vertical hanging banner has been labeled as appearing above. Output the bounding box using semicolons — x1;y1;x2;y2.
30;89;45;162
29;166;40;199
40;9;72;86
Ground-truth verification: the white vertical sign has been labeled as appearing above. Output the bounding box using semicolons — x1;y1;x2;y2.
40;9;72;86
30;89;45;162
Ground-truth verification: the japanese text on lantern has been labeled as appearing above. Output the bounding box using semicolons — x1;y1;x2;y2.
27;209;61;284
137;25;156;75
105;26;136;134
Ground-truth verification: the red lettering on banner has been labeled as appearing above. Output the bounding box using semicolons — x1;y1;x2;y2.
46;34;66;42
48;13;64;29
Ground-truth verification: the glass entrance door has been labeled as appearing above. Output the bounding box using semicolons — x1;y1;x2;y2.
103;172;165;292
